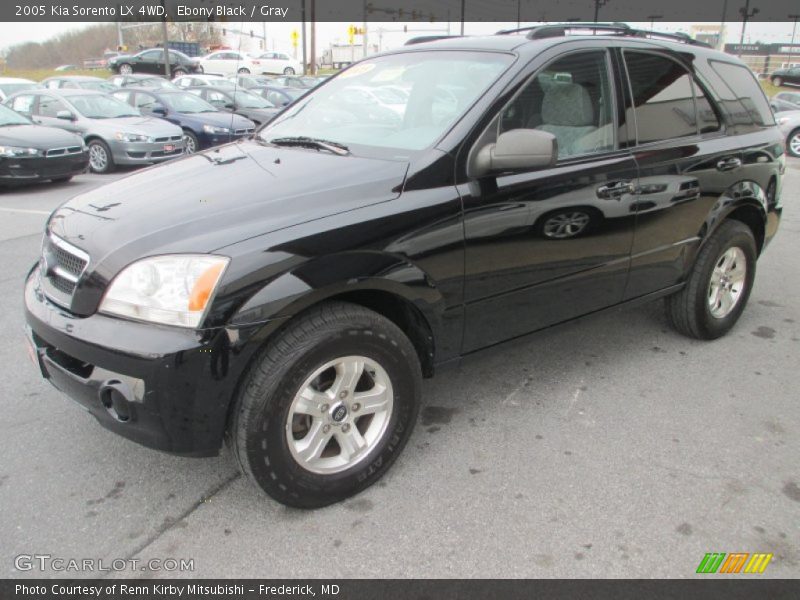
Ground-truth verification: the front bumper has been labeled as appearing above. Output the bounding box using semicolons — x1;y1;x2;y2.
24;267;265;456
0;152;88;182
108;139;184;165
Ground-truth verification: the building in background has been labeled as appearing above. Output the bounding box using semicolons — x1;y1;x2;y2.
724;43;800;76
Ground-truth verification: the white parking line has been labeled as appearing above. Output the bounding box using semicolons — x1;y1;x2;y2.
0;207;51;216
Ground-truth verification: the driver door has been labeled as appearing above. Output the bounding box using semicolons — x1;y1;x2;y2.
461;48;639;351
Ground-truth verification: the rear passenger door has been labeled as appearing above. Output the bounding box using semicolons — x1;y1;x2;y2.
462;48;639;351
619;48;769;299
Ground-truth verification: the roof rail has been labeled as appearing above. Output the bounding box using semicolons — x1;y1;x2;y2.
404;35;461;46
496;22;709;47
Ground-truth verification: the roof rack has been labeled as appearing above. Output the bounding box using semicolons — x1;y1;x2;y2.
496;22;710;47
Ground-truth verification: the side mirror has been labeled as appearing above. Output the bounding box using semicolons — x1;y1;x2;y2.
151;106;166;116
472;129;558;178
56;110;75;121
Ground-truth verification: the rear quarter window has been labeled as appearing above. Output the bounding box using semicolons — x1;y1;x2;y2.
709;60;775;127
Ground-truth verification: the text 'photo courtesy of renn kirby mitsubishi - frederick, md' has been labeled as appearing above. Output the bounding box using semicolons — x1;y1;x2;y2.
0;0;799;597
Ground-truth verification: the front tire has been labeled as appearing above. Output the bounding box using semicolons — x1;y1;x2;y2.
772;76;783;87
87;139;115;174
238;67;251;74
182;129;199;154
118;63;133;75
172;68;187;78
231;302;422;508
787;128;800;158
665;220;756;340
283;67;296;75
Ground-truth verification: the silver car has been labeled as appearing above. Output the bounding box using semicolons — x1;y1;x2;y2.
775;110;800;158
4;89;183;173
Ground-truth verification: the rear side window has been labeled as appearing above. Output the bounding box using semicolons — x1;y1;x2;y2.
624;51;719;145
709;61;775;127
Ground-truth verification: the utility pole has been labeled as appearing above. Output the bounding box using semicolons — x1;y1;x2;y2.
516;0;521;29
789;14;800;67
310;0;316;75
301;0;307;75
160;0;169;77
593;0;609;23
647;15;662;31
718;0;729;50
363;0;368;58
460;0;465;35
739;0;759;46
262;22;267;52
116;22;124;49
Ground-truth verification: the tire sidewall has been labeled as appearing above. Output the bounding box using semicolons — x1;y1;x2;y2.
691;224;757;338
788;129;800;158
242;323;419;507
88;140;113;173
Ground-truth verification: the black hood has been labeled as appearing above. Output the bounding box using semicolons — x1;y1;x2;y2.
0;124;83;150
49;139;409;312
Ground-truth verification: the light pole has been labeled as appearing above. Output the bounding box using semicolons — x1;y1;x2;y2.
789;14;800;68
739;0;759;46
647;15;663;31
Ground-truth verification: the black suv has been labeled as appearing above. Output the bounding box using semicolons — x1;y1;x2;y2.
25;24;783;508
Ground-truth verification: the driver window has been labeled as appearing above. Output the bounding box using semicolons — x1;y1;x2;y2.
499;50;614;158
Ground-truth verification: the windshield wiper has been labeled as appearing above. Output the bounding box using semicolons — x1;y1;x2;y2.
269;136;350;156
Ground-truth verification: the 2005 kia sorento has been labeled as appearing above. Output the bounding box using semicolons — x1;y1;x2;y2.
25;25;783;508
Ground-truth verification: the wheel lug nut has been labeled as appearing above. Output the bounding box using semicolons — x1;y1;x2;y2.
339;390;348;399
323;424;331;433
341;424;350;433
352;403;360;412
321;404;329;412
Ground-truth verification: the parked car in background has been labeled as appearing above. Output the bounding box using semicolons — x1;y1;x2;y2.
4;89;183;173
0;103;88;186
54;65;77;72
41;76;117;93
269;75;319;89
108;74;177;89
770;91;800;113
187;86;279;125
251;51;302;75
199;51;264;76
775;110;800;157
0;77;39;102
771;66;800;87
174;74;234;89
108;48;202;77
112;87;255;154
249;85;305;108
228;74;274;89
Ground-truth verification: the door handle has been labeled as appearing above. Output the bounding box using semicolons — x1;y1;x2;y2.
597;180;635;200
716;157;742;171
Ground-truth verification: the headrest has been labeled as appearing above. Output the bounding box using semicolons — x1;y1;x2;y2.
541;83;594;127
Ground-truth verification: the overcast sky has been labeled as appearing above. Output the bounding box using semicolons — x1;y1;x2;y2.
1;21;797;56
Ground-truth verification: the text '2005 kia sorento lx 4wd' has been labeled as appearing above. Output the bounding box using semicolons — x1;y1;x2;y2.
25;25;783;508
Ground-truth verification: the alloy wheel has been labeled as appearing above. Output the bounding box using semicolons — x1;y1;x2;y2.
119;64;132;75
89;144;108;172
183;134;196;154
543;211;591;239
789;132;800;157
286;356;393;475
708;246;747;319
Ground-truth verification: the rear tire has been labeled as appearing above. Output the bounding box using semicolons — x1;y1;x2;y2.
283;67;296;75
772;76;783;87
665;221;756;340
231;301;421;508
172;68;187;78
118;63;133;75
238;67;251;74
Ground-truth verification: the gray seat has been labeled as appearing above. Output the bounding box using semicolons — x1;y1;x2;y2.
535;83;597;157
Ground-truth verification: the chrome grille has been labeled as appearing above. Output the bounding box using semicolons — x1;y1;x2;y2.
234;128;255;135
41;234;89;306
154;135;182;143
45;146;84;158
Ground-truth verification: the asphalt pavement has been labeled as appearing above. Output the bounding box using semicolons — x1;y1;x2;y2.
1;163;798;579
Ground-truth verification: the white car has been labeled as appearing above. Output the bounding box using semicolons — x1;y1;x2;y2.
198;51;262;76
173;74;236;89
251;51;302;75
0;77;39;102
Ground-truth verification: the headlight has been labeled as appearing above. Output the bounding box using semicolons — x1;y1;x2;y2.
100;255;229;328
0;146;42;158
115;132;151;142
203;124;231;134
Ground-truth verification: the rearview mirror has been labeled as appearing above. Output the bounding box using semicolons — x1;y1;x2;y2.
472;129;557;178
56;110;74;121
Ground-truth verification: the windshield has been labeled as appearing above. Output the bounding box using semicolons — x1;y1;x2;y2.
70;94;140;119
0;103;31;125
0;82;37;97
232;90;271;108
260;51;512;154
163;92;217;113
